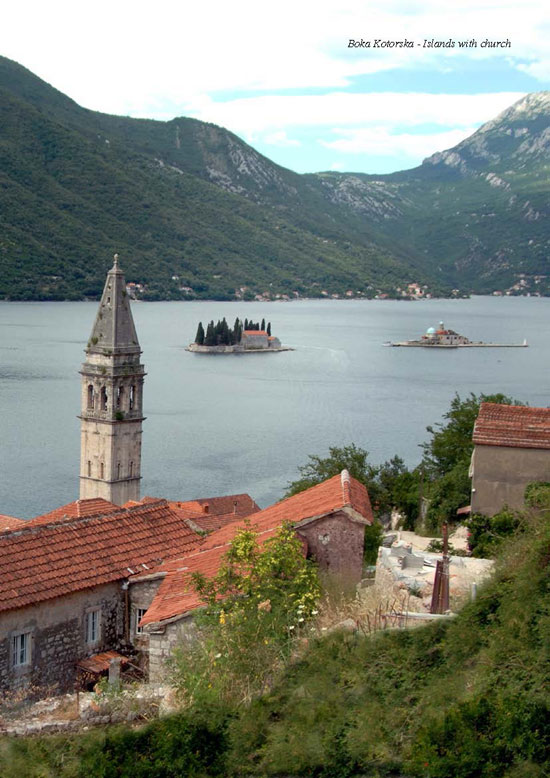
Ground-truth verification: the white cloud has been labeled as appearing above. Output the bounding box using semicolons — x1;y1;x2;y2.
1;0;548;119
263;131;301;148
185;92;525;137
320;126;478;158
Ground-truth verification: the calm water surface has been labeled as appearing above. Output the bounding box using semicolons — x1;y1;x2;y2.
1;297;548;518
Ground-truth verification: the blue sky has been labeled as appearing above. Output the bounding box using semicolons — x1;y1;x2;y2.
3;0;549;174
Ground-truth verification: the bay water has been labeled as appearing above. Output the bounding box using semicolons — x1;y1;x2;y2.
1;296;548;519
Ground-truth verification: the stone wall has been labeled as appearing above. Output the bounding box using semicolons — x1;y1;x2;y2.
128;578;163;675
147;616;197;683
471;444;550;516
0;583;123;696
297;510;366;589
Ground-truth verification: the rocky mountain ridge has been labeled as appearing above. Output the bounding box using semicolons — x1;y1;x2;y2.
0;54;549;300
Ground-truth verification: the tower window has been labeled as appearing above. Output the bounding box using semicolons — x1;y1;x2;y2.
101;386;108;411
87;460;92;477
117;462;121;479
116;386;124;409
100;462;104;479
129;461;134;477
129;385;135;411
87;385;94;410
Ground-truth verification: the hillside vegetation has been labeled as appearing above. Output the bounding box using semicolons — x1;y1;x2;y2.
1;55;550;300
2;494;550;777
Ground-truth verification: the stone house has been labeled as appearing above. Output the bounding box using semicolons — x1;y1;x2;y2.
0;473;372;693
471;402;550;516
132;470;372;680
0;494;258;695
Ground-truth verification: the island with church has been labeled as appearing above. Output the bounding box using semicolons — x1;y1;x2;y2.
187;317;292;353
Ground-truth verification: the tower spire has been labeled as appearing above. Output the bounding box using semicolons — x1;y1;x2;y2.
79;256;146;505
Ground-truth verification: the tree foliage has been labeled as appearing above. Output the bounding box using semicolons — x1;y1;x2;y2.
170;523;320;709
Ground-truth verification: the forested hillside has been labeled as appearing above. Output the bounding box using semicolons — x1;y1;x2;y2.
1;55;549;300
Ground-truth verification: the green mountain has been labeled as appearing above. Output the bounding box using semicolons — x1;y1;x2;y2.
0;54;549;300
318;92;550;294
0;56;423;301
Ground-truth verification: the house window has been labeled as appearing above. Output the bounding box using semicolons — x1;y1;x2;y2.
86;609;101;645
135;608;147;635
12;632;31;667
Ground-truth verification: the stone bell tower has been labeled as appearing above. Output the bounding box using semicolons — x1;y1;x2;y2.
79;255;145;505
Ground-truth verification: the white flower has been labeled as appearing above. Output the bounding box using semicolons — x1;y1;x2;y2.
311;610;318;615
288;625;295;631
298;618;304;623
214;653;222;659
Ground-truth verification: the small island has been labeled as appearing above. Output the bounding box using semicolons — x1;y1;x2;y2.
187;317;292;353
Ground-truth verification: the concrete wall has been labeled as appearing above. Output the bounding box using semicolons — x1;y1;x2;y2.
471;444;550;516
0;583;123;696
297;510;366;589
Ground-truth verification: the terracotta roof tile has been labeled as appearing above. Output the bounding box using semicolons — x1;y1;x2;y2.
27;498;120;526
0;500;202;614
0;515;25;532
140;472;372;626
473;403;550;449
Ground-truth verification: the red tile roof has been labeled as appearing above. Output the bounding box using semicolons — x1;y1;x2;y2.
27;498;120;527
76;650;130;675
140;472;372;626
0;500;202;614
242;330;268;336
473;403;550;449
168;494;260;525
0;514;25;532
139;526;281;626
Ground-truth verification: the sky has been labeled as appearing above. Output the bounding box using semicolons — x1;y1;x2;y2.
3;0;549;175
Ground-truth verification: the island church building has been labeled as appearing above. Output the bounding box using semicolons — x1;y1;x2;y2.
0;257;374;695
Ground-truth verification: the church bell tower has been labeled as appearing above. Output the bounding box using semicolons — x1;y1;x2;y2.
79;255;145;505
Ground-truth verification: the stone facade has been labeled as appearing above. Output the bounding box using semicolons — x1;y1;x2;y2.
147;617;197;683
471;444;550;516
297;509;366;589
79;256;145;505
0;583;123;696
128;577;164;675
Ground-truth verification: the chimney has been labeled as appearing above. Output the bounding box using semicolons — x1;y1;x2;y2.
203;504;209;514
233;501;238;514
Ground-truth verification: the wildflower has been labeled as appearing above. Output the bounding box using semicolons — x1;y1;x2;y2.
312;610;318;615
219;611;226;625
215;653;222;659
298;617;304;623
288;625;295;631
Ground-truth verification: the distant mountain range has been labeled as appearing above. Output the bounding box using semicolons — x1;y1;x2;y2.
0;55;549;301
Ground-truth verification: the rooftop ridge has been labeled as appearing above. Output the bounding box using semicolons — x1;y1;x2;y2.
340;469;351;505
8;498;169;538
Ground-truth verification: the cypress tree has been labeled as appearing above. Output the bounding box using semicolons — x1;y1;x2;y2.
261;318;266;331
244;318;249;330
195;321;205;345
267;322;271;336
205;321;216;346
